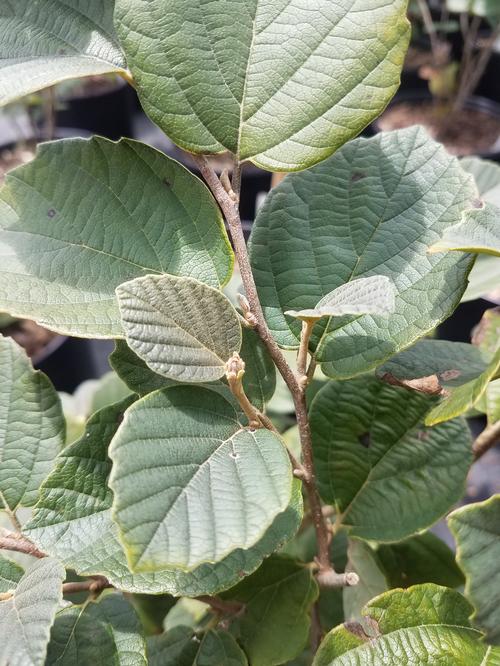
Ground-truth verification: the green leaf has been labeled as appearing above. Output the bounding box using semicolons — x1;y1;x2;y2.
449;495;500;645
240;327;276;411
377;532;465;589
485;378;500;424
0;335;64;512
314;584;500;666
462;255;500;302
249;127;477;378
110;340;176;396
196;630;248;666
26;393;303;596
0;557;65;666
147;628;247;666
114;0;409;171
427;309;500;424
46;592;147;665
0;1;127;106
0;553;23;593
375;337;500;424
461;157;500;206
343;539;387;625
109;386;293;572
222;556;319;666
0;137;232;337
117;275;242;383
430;203;500;257
286;276;396;321
310;377;472;542
147;627;199;666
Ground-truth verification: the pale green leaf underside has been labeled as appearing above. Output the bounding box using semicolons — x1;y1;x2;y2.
461;157;500;206
462;255;500;302
0;137;232;337
0;1;126;105
117;274;242;383
0;557;65;666
0;336;64;512
223;556;318;666
46;593;147;665
26;397;302;596
250;127;477;379
115;0;409;171
286;276;395;321
449;495;500;645
109;386;293;572
314;584;500;666
310;377;472;542
110;340;178;395
430;204;500;257
375;338;500;425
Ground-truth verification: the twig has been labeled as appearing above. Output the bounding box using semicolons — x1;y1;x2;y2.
416;0;441;64
62;577;112;596
0;492;22;533
197;595;245;616
297;320;315;385
193;155;338;579
473;420;500;460
0;530;46;559
225;352;262;429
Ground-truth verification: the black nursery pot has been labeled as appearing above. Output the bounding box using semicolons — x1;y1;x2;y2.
56;79;134;141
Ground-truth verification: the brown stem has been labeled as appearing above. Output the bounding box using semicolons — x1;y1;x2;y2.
0;531;46;559
226;352;262;429
0;492;22;533
473;420;500;460
453;14;483;112
63;577;112;596
193;155;335;576
416;0;440;63
197;595;245;616
297;320;315;382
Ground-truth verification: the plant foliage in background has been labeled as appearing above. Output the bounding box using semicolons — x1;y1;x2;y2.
0;1;499;665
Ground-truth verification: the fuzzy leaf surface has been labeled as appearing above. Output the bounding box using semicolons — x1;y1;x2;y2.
0;558;65;666
0;336;64;512
250;127;477;378
26;395;302;596
449;495;500;645
0;0;126;105
109;387;293;572
0;138;232;337
310;377;472;541
117;275;241;383
286;276;395;321
430;204;500;257
114;0;409;171
314;584;500;665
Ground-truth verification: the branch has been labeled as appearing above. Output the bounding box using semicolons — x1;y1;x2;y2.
473;420;500;460
0;530;46;558
62;577;112;596
193;155;340;579
197;595;245;616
